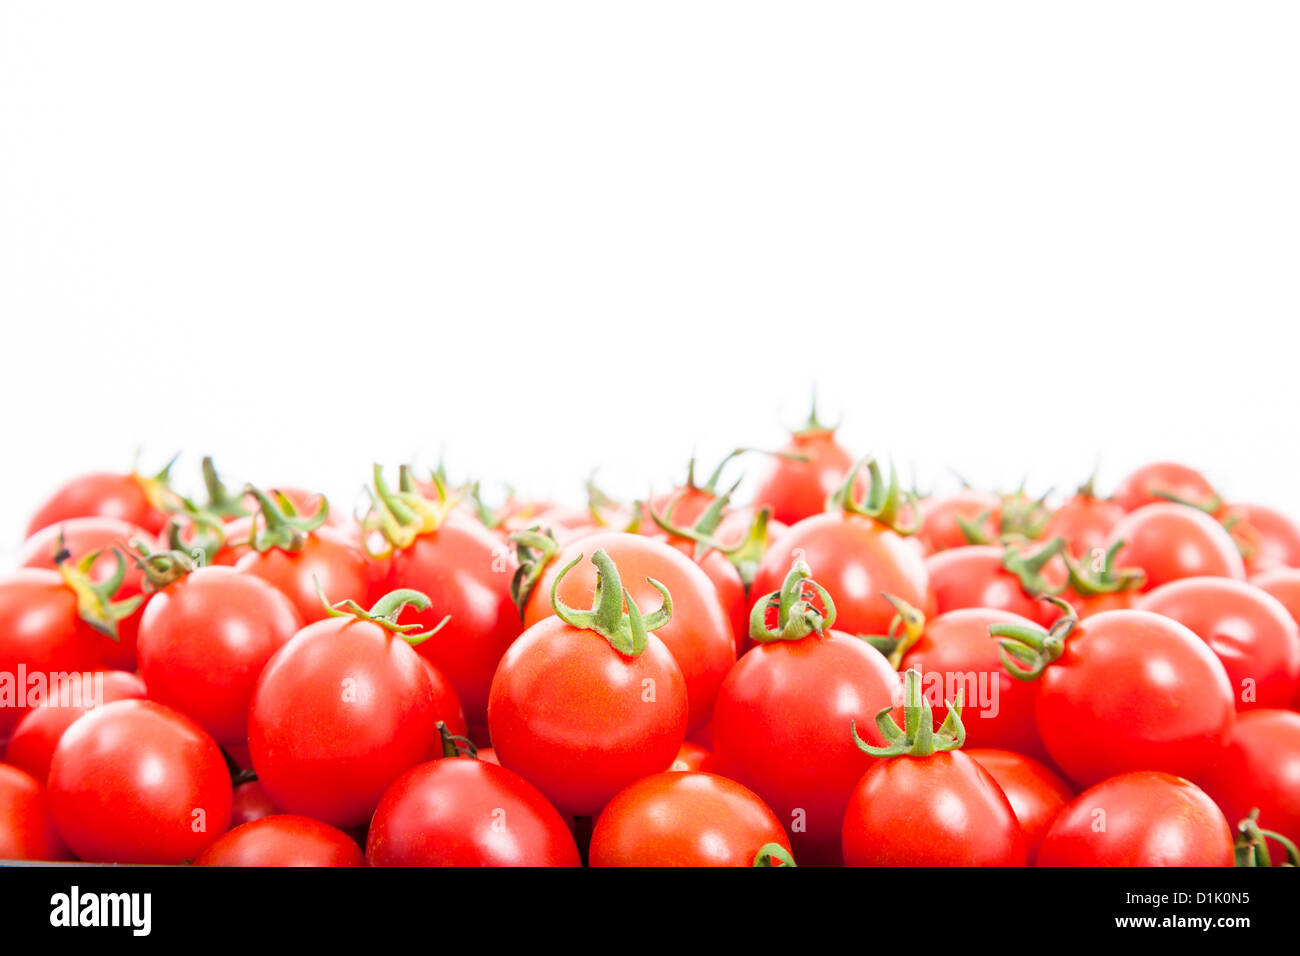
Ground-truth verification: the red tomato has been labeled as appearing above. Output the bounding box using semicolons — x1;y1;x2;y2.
590;771;792;866
367;757;581;866
137;564;303;744
489;550;689;816
236;525;377;625
712;561;901;865
247;591;451;827
0;764;70;861
4;670;147;782
900;608;1049;760
1109;502;1245;590
964;748;1073;865
1197;709;1300;855
998;608;1235;788
925;542;1065;628
749;417;859;526
48;699;232;863
1112;462;1220;513
670;740;718;773
229;780;280;827
523;531;734;731
1037;771;1234;866
1137;577;1300;710
842;751;1025;866
1252;566;1300;633
918;489;1002;553
1041;490;1125;560
25;469;173;538
195;815;363;867
1233;502;1300;574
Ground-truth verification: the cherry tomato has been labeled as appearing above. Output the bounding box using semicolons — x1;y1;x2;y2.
964;748;1073;865
237;525;378;625
4;670;147;782
1137;577;1300;710
1112;462;1219;513
1037;771;1233;866
1252;566;1300;632
670;740;718;773
0;763;70;861
26;470;172;538
230;780;280;827
1197;709;1300;856
1041;490;1125;560
925;543;1064;628
195;815;363;866
137;564;303;744
590;772;792;867
1233;502;1300;574
1109;502;1245;590
367;756;581;867
48;699;232;863
749;417;860;525
918;489;1002;553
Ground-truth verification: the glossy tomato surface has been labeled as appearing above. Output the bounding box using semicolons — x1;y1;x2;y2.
965;748;1073;865
0;763;70;861
1109;503;1245;590
195;815;363;867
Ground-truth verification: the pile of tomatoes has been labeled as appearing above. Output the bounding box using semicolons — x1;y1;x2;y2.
2;412;1299;868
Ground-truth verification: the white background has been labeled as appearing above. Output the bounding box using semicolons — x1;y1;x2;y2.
2;2;1298;554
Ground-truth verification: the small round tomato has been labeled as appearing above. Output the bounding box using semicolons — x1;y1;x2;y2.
590;772;792;867
1112;462;1220;513
1041;487;1125;559
1233;502;1300;574
1109;502;1245;590
4;670;147;782
918;489;1002;554
748;407;859;526
48;699;232;863
230;780;280;827
489;551;689;816
965;748;1073;865
247;590;451;828
1252;566;1300;632
367;755;581;867
925;542;1065;628
137;562;303;744
670;740;718;773
25;468;173;538
1137;577;1300;710
195;815;363;867
236;525;377;625
1197;709;1300;855
1037;771;1234;866
0;764;70;861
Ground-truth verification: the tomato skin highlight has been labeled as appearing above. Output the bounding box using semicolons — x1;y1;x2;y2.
711;630;901;866
195;815;363;867
3;670;147;782
1137;577;1300;710
590;771;791;867
842;751;1026;866
487;615;688;817
1108;502;1245;590
0;763;70;861
670;740;718;773
925;545;1062;628
247;615;448;828
25;471;169;538
964;748;1073;865
1041;494;1125;560
1033;610;1235;788
1037;771;1234;867
235;526;379;625
136;566;304;744
47;699;232;864
1197;708;1300;856
367;757;581;867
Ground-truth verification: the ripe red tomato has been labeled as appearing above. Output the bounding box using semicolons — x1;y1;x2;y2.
1037;771;1234;866
590;771;792;866
137;563;303;744
194;815;363;866
712;561;901;865
1112;461;1220;513
1252;566;1300;633
489;550;689;816
670;740;718;773
964;748;1073;865
918;489;1003;553
748;413;858;526
997;607;1235;787
1109;502;1245;590
25;469;174;538
1041;487;1125;560
1197;709;1300;856
925;542;1065;628
0;763;70;861
367;756;581;866
48;699;232;863
4;670;147;781
230;779;280;827
247;590;452;827
900;607;1050;761
1137;577;1300;710
522;531;734;731
236;525;377;625
1232;502;1300;574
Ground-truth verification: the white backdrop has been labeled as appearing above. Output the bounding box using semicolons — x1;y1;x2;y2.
3;2;1298;555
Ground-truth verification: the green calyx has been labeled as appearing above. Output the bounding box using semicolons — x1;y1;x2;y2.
1234;809;1300;867
1001;536;1068;597
828;456;920;535
990;596;1078;681
550;549;672;658
131;451;183;515
956;483;1054;546
1150;487;1222;515
316;583;449;646
509;526;560;619
53;538;143;641
585;475;643;533
244;483;330;554
436;720;480;760
163;499;229;567
858;594;927;669
851;667;965;758
751;843;797;867
649;479;775;589
1063;540;1145;596
792;387;839;437
199;457;252;519
126;541;203;592
360;464;461;557
748;558;837;643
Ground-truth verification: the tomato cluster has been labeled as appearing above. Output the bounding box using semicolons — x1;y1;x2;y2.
2;430;1299;868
